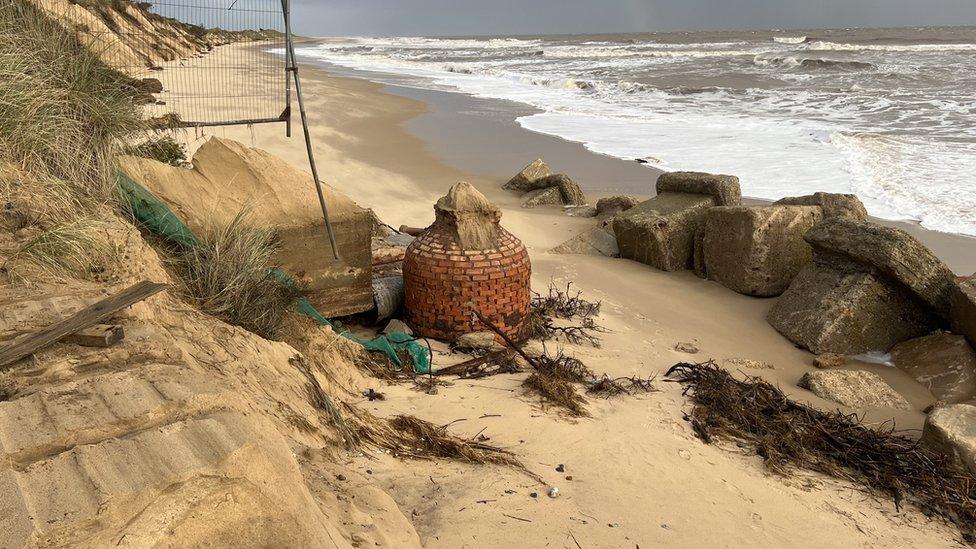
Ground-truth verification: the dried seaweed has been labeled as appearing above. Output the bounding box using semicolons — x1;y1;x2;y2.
587;374;658;398
524;372;589;417
527;282;604;346
344;404;542;482
667;361;976;543
532;282;602;320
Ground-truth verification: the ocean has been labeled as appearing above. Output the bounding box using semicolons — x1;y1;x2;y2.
293;27;976;237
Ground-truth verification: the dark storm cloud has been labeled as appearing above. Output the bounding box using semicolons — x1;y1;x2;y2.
289;0;976;36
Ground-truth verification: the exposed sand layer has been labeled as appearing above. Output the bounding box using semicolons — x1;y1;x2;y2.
133;42;975;547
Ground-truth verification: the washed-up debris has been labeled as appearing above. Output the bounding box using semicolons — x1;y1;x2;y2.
666;361;976;543
434;350;520;379
0;281;167;368
528;282;604;346
476;311;654;417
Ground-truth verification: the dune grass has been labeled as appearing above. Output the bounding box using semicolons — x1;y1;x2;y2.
0;0;140;205
173;210;299;340
0;0;141;282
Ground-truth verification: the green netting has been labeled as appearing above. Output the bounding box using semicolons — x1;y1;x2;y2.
117;170;429;372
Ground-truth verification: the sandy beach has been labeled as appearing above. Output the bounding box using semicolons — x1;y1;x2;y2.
140;42;975;547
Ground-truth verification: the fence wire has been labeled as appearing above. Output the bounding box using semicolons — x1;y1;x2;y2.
33;0;288;127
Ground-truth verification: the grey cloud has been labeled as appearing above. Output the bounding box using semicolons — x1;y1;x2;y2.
288;0;976;36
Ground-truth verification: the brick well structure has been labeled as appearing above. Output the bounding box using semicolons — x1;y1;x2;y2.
403;182;531;342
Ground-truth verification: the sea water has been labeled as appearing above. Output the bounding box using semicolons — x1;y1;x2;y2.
293;27;976;236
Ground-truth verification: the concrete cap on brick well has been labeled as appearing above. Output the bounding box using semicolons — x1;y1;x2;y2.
434;181;503;251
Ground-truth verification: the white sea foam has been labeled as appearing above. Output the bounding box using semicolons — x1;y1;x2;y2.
803;40;976;52
294;34;976;236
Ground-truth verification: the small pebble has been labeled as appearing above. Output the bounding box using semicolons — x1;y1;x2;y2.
530;492;538;498
565;475;573;481
548;487;559;498
555;464;565;473
336;474;346;481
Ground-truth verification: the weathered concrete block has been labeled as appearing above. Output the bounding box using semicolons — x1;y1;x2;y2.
521;187;563;208
504;159;552;192
921;404;976;476
891;332;976;404
535;174;587;206
119;137;373;318
799;369;910;410
550;226;619;257
656;171;741;207
596;196;640;218
767;256;939;354
951;277;976;346
775;192;868;220
701;205;823;297
805;218;955;319
612;192;716;271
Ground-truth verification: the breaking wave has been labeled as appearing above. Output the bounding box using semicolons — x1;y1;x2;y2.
754;55;875;71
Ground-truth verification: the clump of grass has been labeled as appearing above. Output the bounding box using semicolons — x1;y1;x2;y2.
123;136;188;167
1;218;113;280
173;210;298;340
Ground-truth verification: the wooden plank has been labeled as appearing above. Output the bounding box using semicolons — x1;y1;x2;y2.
64;324;125;348
0;281;167;367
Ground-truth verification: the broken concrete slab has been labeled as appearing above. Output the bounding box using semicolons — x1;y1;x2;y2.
521;186;564;208
550;226;619;257
951;277;976;347
119;137;374;318
805;218;955;319
612;192;716;271
656;171;741;207
701;205;823;297
767;256;939;355
774;192;869;221
504;159;552;193
799;369;911;410
534;174;587;206
921;403;976;476
891;332;976;404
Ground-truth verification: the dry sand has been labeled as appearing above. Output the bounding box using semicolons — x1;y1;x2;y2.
150;43;969;547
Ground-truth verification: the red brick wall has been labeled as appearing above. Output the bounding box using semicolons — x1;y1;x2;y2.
403;226;531;342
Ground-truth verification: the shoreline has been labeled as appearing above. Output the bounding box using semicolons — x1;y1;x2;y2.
162;43;964;547
296;50;976;275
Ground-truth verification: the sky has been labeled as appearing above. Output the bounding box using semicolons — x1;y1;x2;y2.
289;0;976;37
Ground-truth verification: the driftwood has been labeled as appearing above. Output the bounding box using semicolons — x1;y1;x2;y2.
64;325;125;348
434;349;518;379
0;281;167;367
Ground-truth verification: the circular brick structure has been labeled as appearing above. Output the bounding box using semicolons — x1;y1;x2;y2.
403;183;531;342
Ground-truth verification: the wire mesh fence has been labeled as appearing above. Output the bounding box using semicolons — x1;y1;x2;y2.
32;0;288;127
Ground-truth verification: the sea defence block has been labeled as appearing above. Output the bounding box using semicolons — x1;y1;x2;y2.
612;192;717;271
119;137;373;318
891;333;976;404
951;277;976;347
701;205;823;297
504;159;552;193
804;218;955;319
922;404;976;476
774;192;869;220
656;171;742;207
767;255;938;355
